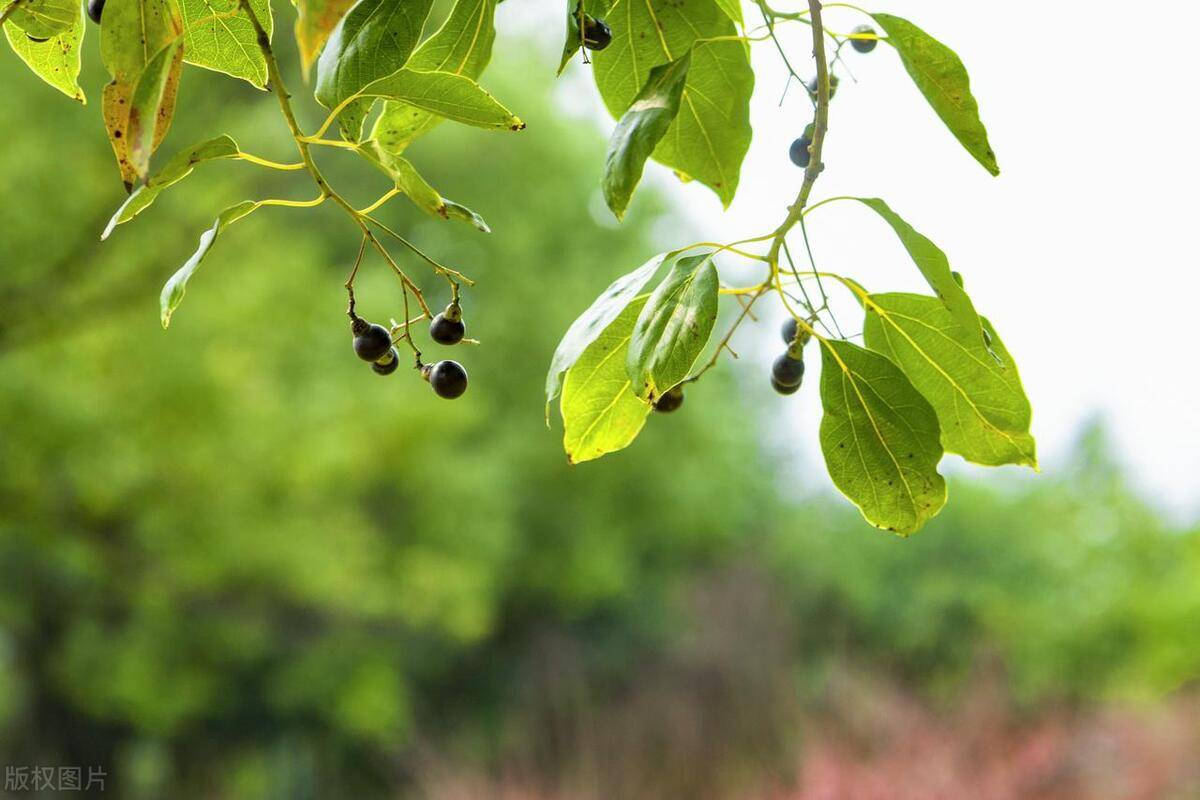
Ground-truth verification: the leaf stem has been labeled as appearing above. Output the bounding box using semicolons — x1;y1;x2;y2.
236;151;307;170
257;194;327;208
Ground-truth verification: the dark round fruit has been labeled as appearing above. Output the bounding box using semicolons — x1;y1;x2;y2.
426;360;468;399
772;376;801;396
372;347;400;376
789;135;812;168
654;386;684;414
781;317;799;346
430;312;465;345
352;321;393;362
87;0;105;24
583;17;612;50
806;73;839;99
850;24;877;53
772;353;805;387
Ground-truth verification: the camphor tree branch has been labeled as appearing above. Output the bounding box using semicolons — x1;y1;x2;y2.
234;0;444;358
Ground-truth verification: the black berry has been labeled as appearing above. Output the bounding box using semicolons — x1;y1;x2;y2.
781;317;799;346
789;135;812;168
424;360;468;399
87;0;105;24
372;347;400;375
850;24;877;53
351;319;393;362
772;353;805;387
654;386;684;413
582;17;612;50
772;376;801;396
430;306;465;345
806;73;839;99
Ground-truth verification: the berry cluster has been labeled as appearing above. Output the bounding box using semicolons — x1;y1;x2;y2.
789;24;876;168
350;301;470;400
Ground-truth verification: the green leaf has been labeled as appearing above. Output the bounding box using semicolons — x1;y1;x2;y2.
625;252;718;401
592;0;753;207
314;0;434;110
443;200;489;233
356;141;490;232
5;0;76;39
852;197;989;354
102;135;241;238
179;0;272;87
373;0;498;154
561;298;652;464
2;6;85;102
160;201;261;328
603;51;690;220
358;68;522;131
556;0;610;75
293;0;356;77
873;13;998;176
545;251;670;408
712;0;740;25
99;0;184;188
862;293;1036;468
818;338;947;536
128;39;185;183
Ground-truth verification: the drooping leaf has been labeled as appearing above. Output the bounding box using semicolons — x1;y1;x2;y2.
179;0;272;87
556;0;610;75
443;200;489;233
99;0;184;188
625;252;718;401
592;0;753;207
862;293;1036;468
160;201;261;328
2;5;85;102
293;0;356;78
356;141;490;232
873;13;998;176
602;51;690;220
852;197;989;354
818;338;947;536
5;0;76;39
545;251;670;408
373;0;498;154
127;39;185;183
314;0;434;110
358;68;522;131
561;298;652;464
103;135;241;238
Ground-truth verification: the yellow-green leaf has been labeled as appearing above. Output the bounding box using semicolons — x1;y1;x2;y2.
372;0;498;154
103;135;241;238
358;68;522;131
5;0;76;39
593;0;753;207
603;51;690;220
128;39;185;182
293;0;355;78
862;292;1036;468
626;252;718;402
873;13;999;176
2;5;85;102
179;0;272;87
562;298;652;464
818;338;947;536
161;201;261;328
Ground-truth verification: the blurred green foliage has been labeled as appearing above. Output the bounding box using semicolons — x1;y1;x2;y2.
1;21;1198;800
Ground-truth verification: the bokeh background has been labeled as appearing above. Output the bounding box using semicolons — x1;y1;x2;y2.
2;1;1199;798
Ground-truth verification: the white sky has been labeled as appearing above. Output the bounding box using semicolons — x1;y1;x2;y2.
511;1;1200;517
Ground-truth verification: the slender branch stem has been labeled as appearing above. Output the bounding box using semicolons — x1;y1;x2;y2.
234;0;435;325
